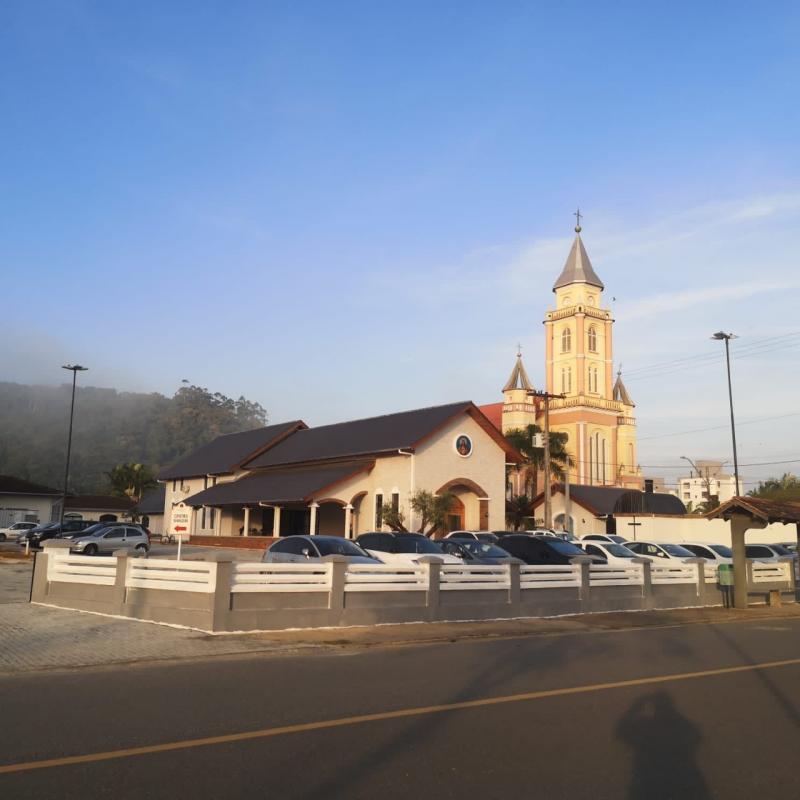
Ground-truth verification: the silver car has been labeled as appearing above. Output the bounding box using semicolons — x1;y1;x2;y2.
263;535;381;564
71;526;150;556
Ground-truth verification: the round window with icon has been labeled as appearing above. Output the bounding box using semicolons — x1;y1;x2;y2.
454;434;473;458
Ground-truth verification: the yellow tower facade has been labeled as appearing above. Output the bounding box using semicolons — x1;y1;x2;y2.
541;222;642;488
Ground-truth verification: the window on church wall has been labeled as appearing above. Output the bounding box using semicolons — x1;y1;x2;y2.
588;326;597;352
561;327;571;353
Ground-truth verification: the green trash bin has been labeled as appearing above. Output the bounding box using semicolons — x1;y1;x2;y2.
718;564;734;587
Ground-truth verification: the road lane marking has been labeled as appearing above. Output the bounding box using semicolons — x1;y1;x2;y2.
2;656;799;775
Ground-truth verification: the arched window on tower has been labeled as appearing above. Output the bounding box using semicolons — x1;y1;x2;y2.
561;327;571;353
588;366;599;393
588;326;597;352
560;367;572;394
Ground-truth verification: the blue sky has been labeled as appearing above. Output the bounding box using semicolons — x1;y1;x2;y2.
2;1;800;488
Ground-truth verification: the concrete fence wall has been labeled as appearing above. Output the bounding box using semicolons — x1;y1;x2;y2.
31;541;796;634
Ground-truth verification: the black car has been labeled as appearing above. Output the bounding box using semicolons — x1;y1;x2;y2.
438;539;517;565
498;534;605;565
445;531;500;544
21;519;108;548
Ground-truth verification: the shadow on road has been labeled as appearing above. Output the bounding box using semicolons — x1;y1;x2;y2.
616;691;709;800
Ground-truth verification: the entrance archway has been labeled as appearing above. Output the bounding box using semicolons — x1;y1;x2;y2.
436;478;490;534
445;496;465;534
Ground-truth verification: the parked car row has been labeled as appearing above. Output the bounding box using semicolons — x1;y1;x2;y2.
16;521;151;554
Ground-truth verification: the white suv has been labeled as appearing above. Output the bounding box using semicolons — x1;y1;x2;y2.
0;521;38;542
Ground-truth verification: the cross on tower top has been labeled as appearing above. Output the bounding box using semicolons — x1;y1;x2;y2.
573;207;583;233
516;342;522;358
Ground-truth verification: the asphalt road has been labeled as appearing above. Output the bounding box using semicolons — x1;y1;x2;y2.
1;616;799;799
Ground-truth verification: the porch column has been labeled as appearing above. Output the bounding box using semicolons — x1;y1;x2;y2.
344;504;353;539
242;506;250;537
309;502;319;535
272;506;281;537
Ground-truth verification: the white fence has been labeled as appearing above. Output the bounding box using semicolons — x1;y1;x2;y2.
127;559;216;593
344;564;427;592
232;562;332;593
43;555;796;597
48;554;117;586
752;562;793;584
520;565;581;589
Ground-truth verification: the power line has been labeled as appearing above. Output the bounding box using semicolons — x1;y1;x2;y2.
623;332;800;378
638;411;800;441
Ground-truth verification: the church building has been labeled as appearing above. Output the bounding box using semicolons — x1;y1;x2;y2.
481;218;642;490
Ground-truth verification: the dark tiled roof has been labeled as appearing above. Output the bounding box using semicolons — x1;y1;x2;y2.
131;485;166;515
708;496;800;524
65;495;136;511
536;484;686;516
184;462;373;506
0;475;60;496
157;421;305;480
245;402;477;469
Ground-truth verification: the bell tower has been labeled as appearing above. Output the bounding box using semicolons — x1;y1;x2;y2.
542;212;641;488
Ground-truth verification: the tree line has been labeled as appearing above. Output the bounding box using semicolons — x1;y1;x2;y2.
0;382;268;494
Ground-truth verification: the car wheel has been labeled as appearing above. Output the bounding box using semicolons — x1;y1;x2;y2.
0;533;6;542
84;544;98;556
135;544;149;555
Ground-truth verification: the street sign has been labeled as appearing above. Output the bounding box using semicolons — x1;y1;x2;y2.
172;509;191;536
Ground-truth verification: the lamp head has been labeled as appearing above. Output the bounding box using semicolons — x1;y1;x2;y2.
62;364;89;372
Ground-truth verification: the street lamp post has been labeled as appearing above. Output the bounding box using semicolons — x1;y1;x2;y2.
59;364;89;527
711;332;740;497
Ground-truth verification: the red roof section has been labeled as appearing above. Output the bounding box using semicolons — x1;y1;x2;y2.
477;402;503;431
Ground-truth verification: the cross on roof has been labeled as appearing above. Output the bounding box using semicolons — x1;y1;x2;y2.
574;207;583;232
516;343;522;357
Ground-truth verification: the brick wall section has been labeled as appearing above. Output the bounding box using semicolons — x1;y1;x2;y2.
189;535;276;550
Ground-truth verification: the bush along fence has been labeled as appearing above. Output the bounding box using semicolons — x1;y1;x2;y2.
31;540;796;634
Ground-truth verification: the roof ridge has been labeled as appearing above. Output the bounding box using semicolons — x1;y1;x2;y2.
287;401;473;433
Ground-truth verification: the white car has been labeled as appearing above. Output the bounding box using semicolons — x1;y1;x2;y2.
680;542;733;565
745;543;797;563
625;541;696;563
580;534;628;545
355;532;463;566
0;521;38;542
580;540;644;567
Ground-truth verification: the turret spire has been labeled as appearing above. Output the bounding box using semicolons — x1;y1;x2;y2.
503;349;534;392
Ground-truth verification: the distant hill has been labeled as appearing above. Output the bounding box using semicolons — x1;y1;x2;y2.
0;382;268;493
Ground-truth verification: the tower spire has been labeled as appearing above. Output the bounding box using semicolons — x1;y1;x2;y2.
552;213;604;291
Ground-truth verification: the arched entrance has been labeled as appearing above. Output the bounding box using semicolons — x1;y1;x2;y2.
436;479;491;534
445;496;465;533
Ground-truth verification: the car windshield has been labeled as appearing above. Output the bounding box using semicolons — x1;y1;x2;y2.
79;524;109;536
662;544;695;557
771;544;793;556
394;537;441;554
314;539;372;558
709;545;733;558
608;536;626;544
462;542;510;558
547;540;584;556
605;544;637;558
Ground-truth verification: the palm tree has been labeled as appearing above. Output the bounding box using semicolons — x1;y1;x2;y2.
505;425;573;496
506;494;533;531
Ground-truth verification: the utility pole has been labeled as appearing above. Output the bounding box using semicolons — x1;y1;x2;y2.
528;390;565;530
59;364;89;528
711;332;741;496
